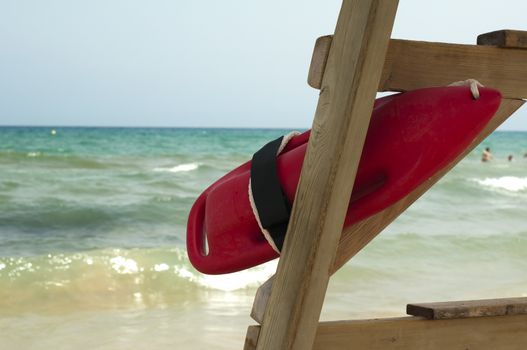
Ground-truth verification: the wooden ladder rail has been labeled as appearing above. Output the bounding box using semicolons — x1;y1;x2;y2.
243;0;527;347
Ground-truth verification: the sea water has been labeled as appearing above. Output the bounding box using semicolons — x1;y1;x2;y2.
1;126;526;349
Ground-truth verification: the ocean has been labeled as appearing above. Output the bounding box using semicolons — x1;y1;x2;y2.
1;126;526;349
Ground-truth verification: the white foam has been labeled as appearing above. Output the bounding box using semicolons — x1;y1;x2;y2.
475;176;527;192
27;152;41;157
153;163;199;173
110;256;139;274
175;260;278;292
153;263;170;272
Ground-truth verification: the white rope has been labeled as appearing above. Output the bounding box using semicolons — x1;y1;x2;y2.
448;79;484;99
248;131;301;254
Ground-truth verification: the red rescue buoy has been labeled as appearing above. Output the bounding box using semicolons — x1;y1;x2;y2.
187;86;501;274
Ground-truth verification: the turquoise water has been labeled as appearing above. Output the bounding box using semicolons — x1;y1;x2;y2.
1;126;527;349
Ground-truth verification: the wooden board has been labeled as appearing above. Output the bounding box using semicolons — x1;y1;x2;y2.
478;30;527;49
250;98;525;325
246;314;527;350
307;36;332;90
407;297;527;320
243;325;260;350
250;276;273;323
308;37;527;100
254;1;398;349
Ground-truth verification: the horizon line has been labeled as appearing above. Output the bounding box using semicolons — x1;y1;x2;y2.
1;125;526;132
0;124;309;130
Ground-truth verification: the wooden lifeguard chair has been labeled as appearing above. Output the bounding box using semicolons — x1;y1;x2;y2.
242;1;527;349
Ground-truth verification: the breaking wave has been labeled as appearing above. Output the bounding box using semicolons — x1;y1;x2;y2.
153;163;200;173
474;176;527;192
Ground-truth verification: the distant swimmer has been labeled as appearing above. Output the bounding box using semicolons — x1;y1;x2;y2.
481;147;493;162
508;154;513;162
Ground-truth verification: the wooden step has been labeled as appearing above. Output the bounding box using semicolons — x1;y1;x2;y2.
478;30;527;49
407;297;527;320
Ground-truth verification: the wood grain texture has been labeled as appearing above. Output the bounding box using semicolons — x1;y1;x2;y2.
478;30;527;49
308;37;527;99
254;1;399;349
249;98;525;325
407;297;527;320
250;277;273;323
243;325;260;350
381;40;527;99
247;314;527;350
307;36;333;90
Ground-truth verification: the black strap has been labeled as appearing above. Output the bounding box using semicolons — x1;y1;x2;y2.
251;136;291;251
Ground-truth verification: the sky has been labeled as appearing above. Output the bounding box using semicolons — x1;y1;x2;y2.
1;0;527;130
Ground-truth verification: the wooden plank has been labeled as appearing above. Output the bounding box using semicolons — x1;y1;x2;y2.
381;40;527;99
254;1;399;349
478;30;527;49
243;325;260;350
250;275;273;323
249;98;525;325
407;297;527;320
307;37;527;99
247;314;527;350
307;35;332;90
